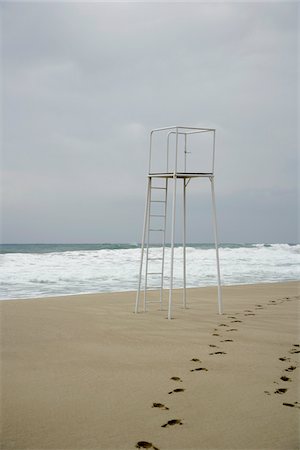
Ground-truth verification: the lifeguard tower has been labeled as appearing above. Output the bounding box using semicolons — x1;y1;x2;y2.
135;126;223;320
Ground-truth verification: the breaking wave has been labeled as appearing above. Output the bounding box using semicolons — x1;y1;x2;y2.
0;243;299;300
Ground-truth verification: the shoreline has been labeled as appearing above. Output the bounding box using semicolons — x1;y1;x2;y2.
2;243;299;303
1;279;299;303
1;281;299;449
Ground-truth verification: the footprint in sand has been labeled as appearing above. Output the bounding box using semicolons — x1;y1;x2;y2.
218;323;229;327
285;366;297;372
244;313;255;316
231;320;242;323
228;316;237;319
274;388;288;394
161;419;183;428
221;339;233;342
289;348;300;354
212;333;220;336
168;388;185;395
191;358;201;362
279;357;291;362
170;376;182;382
280;376;291;382
136;441;160;449
226;329;238;332
209;351;226;355
209;344;218;348
283;401;300;409
152;403;169;410
190;367;208;372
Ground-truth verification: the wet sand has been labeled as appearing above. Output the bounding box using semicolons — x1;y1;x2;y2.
1;281;299;449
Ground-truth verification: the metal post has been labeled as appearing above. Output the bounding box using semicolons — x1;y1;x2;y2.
160;178;168;310
135;177;151;313
167;131;172;173
144;176;152;312
184;134;187;172
183;178;187;308
168;129;179;320
168;175;177;320
210;176;223;314
148;132;153;174
212;130;216;174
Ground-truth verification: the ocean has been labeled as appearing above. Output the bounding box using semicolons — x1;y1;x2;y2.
0;243;299;300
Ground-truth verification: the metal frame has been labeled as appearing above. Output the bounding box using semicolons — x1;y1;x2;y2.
135;126;223;319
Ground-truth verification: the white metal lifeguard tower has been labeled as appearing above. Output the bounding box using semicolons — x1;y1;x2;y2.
135;126;223;320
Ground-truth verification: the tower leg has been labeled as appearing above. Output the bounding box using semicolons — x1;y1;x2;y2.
168;175;177;320
135;177;151;313
210;177;223;314
183;179;187;308
160;178;168;311
143;177;152;312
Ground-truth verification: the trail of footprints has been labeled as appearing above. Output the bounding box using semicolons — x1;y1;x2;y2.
264;342;300;409
135;295;300;449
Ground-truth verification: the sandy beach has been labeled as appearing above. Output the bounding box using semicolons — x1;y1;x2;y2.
1;281;299;450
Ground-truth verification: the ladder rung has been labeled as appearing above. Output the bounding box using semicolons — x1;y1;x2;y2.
150;214;165;217
150;200;166;203
147;272;163;275
151;187;167;190
149;228;165;231
148;257;163;260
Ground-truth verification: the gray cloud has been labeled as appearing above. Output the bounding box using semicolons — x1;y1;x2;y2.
1;2;298;243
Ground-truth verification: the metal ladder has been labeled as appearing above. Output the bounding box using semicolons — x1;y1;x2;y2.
136;177;168;312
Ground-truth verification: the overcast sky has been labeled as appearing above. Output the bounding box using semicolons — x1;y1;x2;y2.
1;2;298;244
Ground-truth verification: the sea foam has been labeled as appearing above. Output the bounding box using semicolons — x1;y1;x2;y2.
0;243;299;300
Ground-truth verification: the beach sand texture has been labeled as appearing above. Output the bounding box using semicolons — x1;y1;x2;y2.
1;282;299;450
